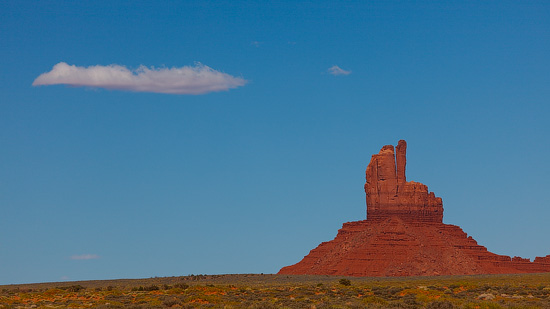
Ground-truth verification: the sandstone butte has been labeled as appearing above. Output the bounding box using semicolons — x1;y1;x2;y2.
279;140;550;277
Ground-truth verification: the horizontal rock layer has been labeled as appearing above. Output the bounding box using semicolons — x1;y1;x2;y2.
279;218;550;276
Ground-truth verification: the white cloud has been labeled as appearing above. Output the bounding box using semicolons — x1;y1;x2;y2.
328;65;351;76
70;254;100;260
33;62;247;95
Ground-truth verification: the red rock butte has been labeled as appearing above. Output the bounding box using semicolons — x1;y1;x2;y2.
279;140;550;277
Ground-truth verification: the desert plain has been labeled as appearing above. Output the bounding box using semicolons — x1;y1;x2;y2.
2;272;550;308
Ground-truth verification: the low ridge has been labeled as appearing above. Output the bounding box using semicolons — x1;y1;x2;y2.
279;140;550;276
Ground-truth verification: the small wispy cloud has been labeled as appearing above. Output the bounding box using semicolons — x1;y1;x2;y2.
328;65;351;76
70;254;100;260
33;62;247;95
250;41;262;47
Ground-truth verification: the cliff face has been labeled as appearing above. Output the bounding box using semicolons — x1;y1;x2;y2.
365;140;443;223
279;140;550;277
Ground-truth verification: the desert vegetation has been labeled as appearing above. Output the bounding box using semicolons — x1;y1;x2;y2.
1;273;549;308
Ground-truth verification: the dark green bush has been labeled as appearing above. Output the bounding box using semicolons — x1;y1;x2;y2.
173;283;189;290
339;278;351;286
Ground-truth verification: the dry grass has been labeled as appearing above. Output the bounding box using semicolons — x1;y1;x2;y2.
1;273;550;308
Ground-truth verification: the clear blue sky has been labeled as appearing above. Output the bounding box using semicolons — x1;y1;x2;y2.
1;1;549;284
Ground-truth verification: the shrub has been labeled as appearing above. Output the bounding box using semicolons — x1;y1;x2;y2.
339;279;352;286
64;285;85;292
402;293;419;307
132;285;160;292
389;286;404;295
249;301;278;309
362;295;388;305
162;298;182;307
426;300;455;309
173;283;189;290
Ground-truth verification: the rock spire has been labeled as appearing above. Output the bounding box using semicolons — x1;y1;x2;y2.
365;140;443;222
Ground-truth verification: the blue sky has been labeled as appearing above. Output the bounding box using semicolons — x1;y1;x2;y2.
1;1;549;284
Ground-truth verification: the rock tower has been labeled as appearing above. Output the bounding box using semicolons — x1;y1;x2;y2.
279;140;550;276
365;140;442;223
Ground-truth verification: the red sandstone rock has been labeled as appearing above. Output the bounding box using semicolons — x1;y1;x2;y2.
279;140;550;277
365;140;442;223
